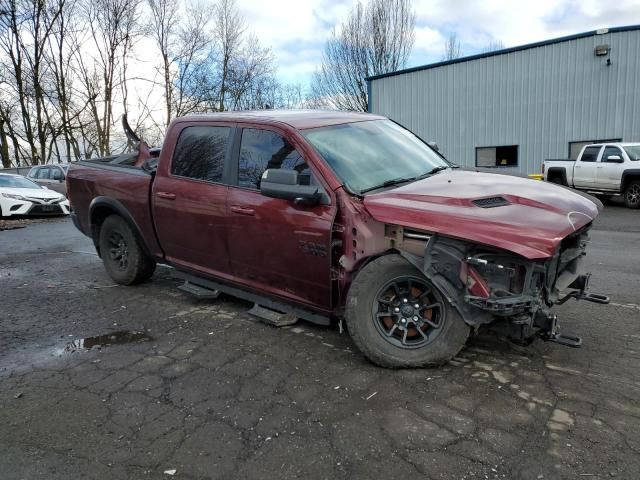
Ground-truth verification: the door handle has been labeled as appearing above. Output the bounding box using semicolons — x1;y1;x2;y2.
156;191;176;200
597;166;603;169
230;205;255;216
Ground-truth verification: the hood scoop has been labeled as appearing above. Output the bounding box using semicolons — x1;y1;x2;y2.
472;196;511;208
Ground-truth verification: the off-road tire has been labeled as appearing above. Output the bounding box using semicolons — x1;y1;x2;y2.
345;254;469;368
624;180;640;209
98;215;156;285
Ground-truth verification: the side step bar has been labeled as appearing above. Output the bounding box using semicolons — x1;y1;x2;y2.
178;281;220;299
174;270;331;326
248;304;298;327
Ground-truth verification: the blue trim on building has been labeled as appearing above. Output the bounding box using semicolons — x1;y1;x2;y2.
366;80;372;112
366;24;640;81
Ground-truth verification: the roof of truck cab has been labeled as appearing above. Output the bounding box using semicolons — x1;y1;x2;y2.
175;109;385;130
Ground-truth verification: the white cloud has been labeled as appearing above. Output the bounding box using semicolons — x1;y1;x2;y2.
228;0;640;81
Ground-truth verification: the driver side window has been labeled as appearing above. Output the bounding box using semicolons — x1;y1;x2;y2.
602;146;623;162
238;128;312;189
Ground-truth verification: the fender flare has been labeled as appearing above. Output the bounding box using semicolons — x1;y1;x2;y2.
621;169;640;192
88;196;151;258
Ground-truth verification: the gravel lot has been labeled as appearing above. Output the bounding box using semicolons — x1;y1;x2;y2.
1;205;639;480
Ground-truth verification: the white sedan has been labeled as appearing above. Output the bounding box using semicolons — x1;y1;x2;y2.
0;173;71;217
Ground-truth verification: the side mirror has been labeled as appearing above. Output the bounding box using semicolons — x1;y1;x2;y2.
260;169;323;205
428;141;439;152
607;155;623;163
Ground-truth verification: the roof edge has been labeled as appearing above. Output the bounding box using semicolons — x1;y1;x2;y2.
366;24;640;81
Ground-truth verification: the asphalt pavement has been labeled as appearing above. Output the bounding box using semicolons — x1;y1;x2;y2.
1;204;639;480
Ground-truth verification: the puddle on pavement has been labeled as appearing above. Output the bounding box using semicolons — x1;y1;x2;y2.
63;330;152;353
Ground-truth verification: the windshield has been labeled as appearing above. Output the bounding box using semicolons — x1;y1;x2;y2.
0;175;40;189
301;119;450;194
624;146;640;161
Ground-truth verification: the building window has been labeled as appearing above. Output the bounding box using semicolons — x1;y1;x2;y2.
476;146;518;167
569;139;621;160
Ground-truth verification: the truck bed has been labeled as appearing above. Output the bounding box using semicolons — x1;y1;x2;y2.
67;159;163;258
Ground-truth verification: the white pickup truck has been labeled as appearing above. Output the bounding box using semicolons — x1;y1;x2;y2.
543;143;640;208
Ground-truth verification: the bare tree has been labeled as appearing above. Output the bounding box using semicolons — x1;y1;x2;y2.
146;0;212;126
442;32;463;61
146;0;178;126
482;40;505;53
212;0;244;112
310;0;415;112
0;0;66;165
79;0;140;156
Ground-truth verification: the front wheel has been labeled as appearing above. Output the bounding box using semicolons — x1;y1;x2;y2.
98;215;156;285
345;255;469;368
624;180;640;209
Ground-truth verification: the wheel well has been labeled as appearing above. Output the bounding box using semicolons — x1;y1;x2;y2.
547;169;566;185
623;174;640;191
90;206;118;256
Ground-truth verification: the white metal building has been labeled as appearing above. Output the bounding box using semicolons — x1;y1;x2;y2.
367;25;640;175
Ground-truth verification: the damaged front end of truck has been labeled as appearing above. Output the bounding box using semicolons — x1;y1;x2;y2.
395;225;609;348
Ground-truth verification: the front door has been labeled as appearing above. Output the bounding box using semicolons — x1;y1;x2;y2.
573;145;601;188
596;146;626;190
226;126;335;309
152;123;234;277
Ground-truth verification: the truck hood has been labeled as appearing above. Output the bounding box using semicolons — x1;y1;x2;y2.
363;170;599;259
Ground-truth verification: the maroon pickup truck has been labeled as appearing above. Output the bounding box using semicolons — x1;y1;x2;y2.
67;110;608;367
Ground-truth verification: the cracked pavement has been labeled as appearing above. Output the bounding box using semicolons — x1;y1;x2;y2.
1;206;639;480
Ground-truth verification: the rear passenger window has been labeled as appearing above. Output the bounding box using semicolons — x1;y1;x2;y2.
172;126;230;182
238;129;308;189
581;146;601;163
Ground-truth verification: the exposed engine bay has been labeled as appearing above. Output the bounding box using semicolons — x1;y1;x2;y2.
393;224;609;347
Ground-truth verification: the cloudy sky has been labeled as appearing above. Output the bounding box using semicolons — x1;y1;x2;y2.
233;0;640;85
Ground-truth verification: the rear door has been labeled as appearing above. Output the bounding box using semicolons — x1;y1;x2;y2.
225;125;336;310
573;145;601;188
152;123;234;277
47;166;67;194
596;145;626;190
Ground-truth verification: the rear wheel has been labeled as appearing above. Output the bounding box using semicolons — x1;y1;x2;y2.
98;215;156;285
345;255;469;368
550;176;563;185
624;180;640;209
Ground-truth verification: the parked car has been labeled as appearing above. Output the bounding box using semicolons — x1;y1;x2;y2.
0;173;71;217
66;110;608;367
543;143;640;208
27;163;70;195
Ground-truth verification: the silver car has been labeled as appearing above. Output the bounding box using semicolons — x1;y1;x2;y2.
27;164;69;195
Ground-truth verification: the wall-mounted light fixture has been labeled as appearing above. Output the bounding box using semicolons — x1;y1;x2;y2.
595;44;610;56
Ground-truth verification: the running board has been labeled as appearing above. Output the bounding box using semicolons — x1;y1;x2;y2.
249;304;298;327
178;281;220;299
173;270;331;326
